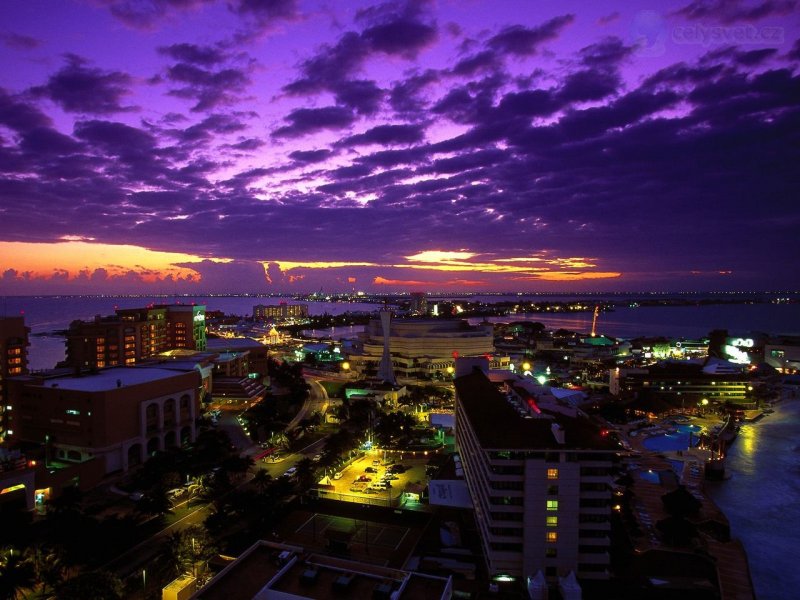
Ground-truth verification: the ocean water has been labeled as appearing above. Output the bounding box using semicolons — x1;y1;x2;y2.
470;302;800;339
706;399;800;600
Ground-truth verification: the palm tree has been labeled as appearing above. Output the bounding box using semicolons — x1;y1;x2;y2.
56;570;123;600
251;470;273;494
0;547;34;600
293;458;317;491
25;545;66;598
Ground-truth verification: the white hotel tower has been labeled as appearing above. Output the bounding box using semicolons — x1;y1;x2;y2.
454;368;616;587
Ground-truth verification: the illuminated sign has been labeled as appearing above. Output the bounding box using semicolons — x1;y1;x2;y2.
193;313;205;322
730;338;754;348
725;345;751;364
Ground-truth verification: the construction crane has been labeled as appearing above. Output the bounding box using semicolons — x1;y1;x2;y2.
590;305;600;337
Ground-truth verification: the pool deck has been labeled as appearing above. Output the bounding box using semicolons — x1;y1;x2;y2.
621;417;755;600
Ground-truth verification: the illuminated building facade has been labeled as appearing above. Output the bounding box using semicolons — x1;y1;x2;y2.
0;316;29;439
764;335;800;373
8;367;200;473
347;318;506;380
253;302;309;320
65;304;206;370
454;369;614;584
609;362;753;405
409;292;428;315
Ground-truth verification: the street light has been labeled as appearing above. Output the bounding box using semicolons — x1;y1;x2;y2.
142;569;146;598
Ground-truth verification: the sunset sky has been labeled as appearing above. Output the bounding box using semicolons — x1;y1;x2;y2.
1;0;798;294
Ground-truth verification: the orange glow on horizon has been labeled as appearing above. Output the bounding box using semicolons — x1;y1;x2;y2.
0;241;227;282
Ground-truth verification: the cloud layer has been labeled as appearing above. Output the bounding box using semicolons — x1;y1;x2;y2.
0;0;798;293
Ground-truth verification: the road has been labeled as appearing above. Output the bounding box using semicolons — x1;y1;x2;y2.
108;377;334;585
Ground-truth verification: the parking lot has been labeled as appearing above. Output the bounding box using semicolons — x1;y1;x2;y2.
317;452;431;507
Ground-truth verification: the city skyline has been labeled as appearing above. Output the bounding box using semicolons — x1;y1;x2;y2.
1;0;799;294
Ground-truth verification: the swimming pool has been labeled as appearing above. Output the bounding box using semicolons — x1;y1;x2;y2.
643;424;702;452
637;468;679;486
639;469;661;484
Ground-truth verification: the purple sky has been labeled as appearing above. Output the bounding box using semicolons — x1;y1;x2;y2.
0;0;798;294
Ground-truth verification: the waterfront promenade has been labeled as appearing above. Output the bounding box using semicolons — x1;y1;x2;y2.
622;416;756;600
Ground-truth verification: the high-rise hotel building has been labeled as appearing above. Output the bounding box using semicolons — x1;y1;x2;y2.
0;317;29;439
454;369;616;584
253;303;309;320
65;304;206;370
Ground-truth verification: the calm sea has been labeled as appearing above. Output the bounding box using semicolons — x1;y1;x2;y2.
706;397;800;599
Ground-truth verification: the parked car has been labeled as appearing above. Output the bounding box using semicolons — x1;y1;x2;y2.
284;466;297;477
389;464;407;474
333;472;343;480
312;453;322;463
365;467;377;473
356;475;372;482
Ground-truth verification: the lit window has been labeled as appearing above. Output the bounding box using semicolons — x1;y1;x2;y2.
546;500;558;511
546;516;558;527
547;468;558;479
546;531;558;542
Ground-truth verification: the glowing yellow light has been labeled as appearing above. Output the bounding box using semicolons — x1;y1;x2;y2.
341;362;350;371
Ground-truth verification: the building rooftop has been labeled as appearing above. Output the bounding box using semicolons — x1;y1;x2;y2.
30;367;194;392
193;541;451;600
455;370;616;451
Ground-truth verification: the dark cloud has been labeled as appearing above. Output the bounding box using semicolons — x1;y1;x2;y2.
1;32;41;50
20;127;83;155
495;89;559;118
271;106;355;138
229;137;265;151
672;0;797;24
289;149;333;163
337;123;425;147
283;6;436;100
355;147;429;168
789;38;800;60
0;88;51;132
231;0;298;21
578;37;633;68
451;51;500;77
31;55;135;114
487;15;574;56
362;18;437;59
172;113;249;144
158;43;225;66
73;120;164;181
332;79;383;114
282;32;366;96
163;60;251;112
558;70;620;103
98;0;216;29
389;69;439;114
735;48;778;65
558;89;680;139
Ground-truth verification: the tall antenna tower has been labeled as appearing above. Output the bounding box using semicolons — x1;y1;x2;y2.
590;305;600;337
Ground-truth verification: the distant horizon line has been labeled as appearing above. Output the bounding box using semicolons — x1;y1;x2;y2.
1;290;798;299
